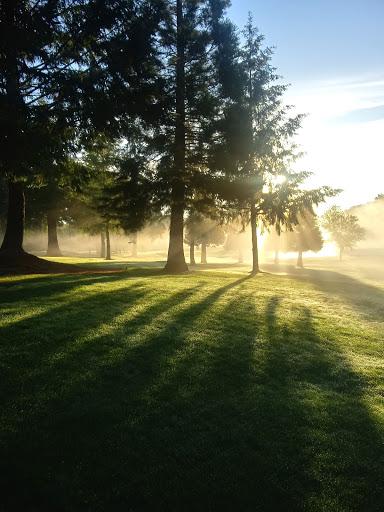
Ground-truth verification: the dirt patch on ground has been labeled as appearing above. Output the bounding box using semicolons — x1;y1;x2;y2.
0;250;123;276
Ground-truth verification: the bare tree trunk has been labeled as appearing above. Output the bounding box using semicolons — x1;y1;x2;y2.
46;210;62;256
297;250;303;268
164;0;188;273
132;231;138;257
190;239;195;265
238;247;243;264
105;224;111;260
250;200;259;274
100;232;106;258
201;242;207;264
0;181;25;254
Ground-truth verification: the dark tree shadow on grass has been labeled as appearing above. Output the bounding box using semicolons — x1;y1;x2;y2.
137;293;381;511
0;274;125;310
118;294;383;511
0;276;249;511
1;278;383;511
0;281;210;420
259;298;384;511
0;269;167;305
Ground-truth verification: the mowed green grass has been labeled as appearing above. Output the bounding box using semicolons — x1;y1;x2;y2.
1;256;384;511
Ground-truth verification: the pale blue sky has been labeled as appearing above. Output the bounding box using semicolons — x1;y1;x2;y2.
229;0;384;81
228;0;384;209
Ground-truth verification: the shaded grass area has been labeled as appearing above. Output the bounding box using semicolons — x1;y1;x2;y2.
1;265;384;511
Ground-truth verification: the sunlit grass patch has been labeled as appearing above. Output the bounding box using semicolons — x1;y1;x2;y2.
0;262;383;511
43;254;167;270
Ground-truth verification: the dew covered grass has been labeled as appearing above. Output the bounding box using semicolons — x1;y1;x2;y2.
1;255;383;511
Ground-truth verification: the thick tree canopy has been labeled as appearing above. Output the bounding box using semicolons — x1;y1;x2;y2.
0;0;165;261
1;1;340;275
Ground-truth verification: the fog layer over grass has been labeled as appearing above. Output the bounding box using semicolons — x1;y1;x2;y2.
349;197;384;248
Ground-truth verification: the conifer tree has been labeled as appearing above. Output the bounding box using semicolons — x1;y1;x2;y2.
0;0;87;260
26;158;89;257
146;0;241;272
0;0;165;269
210;15;339;273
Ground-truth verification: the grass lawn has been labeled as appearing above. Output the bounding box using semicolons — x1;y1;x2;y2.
1;254;384;511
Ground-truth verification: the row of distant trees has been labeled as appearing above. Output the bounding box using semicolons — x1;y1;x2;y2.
183;205;366;267
266;206;366;266
183;205;367;266
0;177;366;267
0;0;343;273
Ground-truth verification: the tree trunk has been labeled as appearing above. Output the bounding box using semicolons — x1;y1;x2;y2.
297;250;304;268
132;231;138;257
238;247;243;264
250;199;259;273
190;239;195;265
339;247;343;261
1;6;25;257
105;224;111;260
165;185;188;272
100;232;106;258
0;180;25;254
0;214;6;241
274;249;279;264
164;0;188;273
201;242;207;264
46;210;62;257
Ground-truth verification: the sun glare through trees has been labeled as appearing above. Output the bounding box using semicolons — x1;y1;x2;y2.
1;1;383;511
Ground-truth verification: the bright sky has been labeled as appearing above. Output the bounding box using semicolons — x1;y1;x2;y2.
228;0;384;211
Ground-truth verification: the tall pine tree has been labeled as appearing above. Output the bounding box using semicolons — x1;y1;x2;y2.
145;0;241;272
210;14;338;273
0;0;165;269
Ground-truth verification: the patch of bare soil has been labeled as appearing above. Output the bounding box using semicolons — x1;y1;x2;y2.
0;250;123;275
